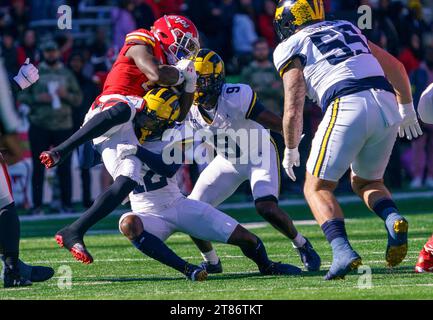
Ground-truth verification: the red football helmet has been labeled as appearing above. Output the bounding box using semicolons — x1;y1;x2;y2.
152;15;200;64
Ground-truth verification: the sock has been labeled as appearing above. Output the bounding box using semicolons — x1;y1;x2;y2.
292;232;307;248
240;237;271;270
321;219;353;255
69;176;137;236
200;249;219;265
372;198;401;228
0;203;20;271
132;230;188;274
53;103;131;157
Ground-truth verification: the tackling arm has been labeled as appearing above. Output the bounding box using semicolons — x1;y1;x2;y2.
126;45;183;86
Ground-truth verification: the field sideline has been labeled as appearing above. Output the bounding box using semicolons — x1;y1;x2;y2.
1;196;433;300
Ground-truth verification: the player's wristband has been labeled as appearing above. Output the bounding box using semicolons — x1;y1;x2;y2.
398;102;415;110
173;68;185;86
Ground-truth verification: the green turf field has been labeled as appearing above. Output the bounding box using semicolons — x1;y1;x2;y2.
1;197;433;300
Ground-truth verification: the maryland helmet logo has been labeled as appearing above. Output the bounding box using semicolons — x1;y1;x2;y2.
274;0;325;41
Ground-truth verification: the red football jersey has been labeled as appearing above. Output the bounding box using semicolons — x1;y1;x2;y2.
101;29;167;97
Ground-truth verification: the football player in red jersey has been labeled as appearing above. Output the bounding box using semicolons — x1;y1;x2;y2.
39;15;200;264
415;83;433;273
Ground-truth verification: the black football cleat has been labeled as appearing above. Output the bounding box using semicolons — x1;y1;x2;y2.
294;238;321;271
3;268;32;288
260;261;302;276
199;259;223;274
18;260;55;282
55;227;94;264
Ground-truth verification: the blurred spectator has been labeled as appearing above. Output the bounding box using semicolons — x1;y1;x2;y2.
398;33;422;75
133;0;156;29
156;0;184;15
90;27;109;71
17;29;40;66
69;52;100;208
187;0;235;63
239;38;283;116
8;0;29;39
1;29;19;81
55;33;74;64
17;41;83;215
409;45;433;189
111;0;137;50
257;0;277;48
232;0;258;70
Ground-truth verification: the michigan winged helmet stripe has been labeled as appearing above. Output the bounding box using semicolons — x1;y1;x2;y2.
274;0;325;41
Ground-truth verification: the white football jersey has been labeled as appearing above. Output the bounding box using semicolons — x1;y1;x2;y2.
129;126;191;214
418;82;433;124
273;20;386;110
187;83;271;155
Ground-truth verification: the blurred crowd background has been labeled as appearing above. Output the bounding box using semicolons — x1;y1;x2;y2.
0;0;432;214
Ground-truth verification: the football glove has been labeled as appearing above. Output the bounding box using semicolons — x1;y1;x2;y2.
175;59;197;93
117;144;137;160
398;102;423;140
13;58;39;90
283;147;300;182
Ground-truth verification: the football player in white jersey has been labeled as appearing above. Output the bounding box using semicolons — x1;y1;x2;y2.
184;49;321;273
273;0;422;280
0;59;54;288
114;88;302;280
415;83;433;273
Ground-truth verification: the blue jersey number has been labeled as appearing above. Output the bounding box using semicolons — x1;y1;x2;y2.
310;24;371;65
133;171;168;193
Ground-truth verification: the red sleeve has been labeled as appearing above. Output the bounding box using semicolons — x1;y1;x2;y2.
124;29;156;47
17;47;26;65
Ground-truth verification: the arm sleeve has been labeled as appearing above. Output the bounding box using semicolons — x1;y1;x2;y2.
136;146;182;178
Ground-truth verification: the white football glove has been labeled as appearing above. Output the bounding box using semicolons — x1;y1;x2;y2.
175;59;197;93
282;147;300;182
398;102;423;140
13;58;39;90
117;144;138;160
